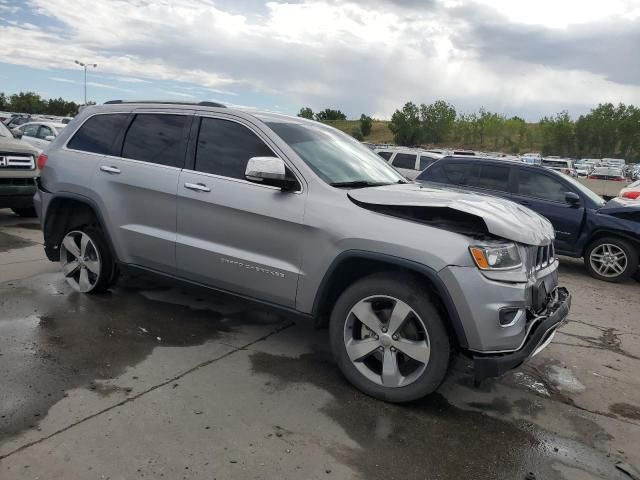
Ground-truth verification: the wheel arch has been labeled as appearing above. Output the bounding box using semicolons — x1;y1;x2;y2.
312;250;469;349
43;193;116;262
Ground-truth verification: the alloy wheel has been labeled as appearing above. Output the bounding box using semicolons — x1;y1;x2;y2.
59;231;102;292
343;295;431;388
589;243;627;278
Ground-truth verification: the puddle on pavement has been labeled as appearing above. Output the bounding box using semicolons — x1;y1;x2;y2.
0;272;285;441
0;232;36;253
250;348;629;480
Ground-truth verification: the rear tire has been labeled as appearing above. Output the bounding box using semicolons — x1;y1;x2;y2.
330;272;450;403
11;207;37;217
59;226;116;293
584;237;638;282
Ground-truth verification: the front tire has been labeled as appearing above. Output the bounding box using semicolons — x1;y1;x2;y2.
584;237;639;282
59;227;115;293
330;273;450;403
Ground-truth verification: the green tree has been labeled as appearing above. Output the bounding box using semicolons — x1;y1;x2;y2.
351;127;364;141
388;102;421;146
419;100;456;144
359;114;373;137
539;111;575;156
315;108;347;121
9;92;47;114
297;107;314;119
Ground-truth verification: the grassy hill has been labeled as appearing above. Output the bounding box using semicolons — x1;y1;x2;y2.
324;119;546;154
323;120;394;144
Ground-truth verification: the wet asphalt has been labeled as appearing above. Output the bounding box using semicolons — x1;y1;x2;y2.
0;210;639;479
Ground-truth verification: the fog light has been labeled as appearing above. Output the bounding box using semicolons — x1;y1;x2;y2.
499;308;523;327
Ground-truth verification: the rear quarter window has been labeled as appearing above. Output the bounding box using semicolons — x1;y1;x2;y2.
67;113;130;155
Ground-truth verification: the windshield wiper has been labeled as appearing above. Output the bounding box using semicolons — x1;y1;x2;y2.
330;181;392;188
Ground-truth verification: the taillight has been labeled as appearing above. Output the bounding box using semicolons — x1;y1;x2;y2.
622;191;640;200
37;153;48;170
587;175;596;179
613;177;625;181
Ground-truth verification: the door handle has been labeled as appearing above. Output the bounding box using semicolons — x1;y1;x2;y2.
184;182;211;192
518;200;531;206
100;166;121;174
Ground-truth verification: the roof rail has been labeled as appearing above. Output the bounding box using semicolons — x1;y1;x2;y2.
104;100;227;108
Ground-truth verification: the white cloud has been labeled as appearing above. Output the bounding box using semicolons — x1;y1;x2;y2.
1;0;639;119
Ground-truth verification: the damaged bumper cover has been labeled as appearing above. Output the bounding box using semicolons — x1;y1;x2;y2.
472;287;571;382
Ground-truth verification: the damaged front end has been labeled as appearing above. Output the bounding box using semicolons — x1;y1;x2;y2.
472;287;571;382
348;183;571;382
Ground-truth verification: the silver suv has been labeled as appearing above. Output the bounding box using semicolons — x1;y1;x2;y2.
35;101;571;402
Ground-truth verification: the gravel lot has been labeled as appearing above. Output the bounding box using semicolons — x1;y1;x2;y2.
1;208;639;480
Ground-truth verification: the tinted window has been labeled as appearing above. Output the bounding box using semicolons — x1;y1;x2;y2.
393;153;417;169
419;156;436;170
122;114;189;167
195;117;274;179
468;164;510;191
68;113;129;155
424;162;472;185
518;169;567;202
377;151;392;160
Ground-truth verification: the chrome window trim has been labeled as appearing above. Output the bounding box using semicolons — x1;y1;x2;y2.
180;168;303;194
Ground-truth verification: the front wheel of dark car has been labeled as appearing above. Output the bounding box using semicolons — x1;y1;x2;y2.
59;227;116;293
584;237;639;283
330;273;450;403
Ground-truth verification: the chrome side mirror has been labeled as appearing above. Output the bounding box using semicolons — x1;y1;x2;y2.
45;135;55;141
245;156;297;191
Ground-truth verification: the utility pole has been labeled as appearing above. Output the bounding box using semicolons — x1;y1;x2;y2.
74;60;98;104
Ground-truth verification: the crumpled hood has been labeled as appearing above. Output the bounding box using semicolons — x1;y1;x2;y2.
348;183;555;246
0;136;39;156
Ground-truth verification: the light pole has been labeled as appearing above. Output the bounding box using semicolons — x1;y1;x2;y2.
74;60;97;104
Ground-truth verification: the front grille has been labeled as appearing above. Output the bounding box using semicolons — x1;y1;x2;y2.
0;177;36;186
534;244;554;270
0;155;35;169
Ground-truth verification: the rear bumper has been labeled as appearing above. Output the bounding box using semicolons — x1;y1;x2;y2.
472;287;571;381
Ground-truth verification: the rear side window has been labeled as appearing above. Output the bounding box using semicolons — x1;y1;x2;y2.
37;125;54;139
68;113;129;155
122;114;189;167
195;117;274;179
468;164;510;192
518;169;567;203
377;151;392;160
393;153;417;169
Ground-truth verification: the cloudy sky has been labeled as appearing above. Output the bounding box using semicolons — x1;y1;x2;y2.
1;0;639;120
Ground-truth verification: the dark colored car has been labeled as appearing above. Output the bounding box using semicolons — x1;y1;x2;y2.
417;156;640;282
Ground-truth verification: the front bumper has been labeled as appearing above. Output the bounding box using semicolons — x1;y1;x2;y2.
472;287;571;381
0;180;37;208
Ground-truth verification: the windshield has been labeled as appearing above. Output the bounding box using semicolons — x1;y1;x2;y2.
563;174;606;207
0;122;10;137
266;121;405;186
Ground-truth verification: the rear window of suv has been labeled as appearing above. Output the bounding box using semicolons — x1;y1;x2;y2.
67;113;129;155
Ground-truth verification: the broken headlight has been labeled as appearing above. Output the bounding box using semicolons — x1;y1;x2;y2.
469;243;522;270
